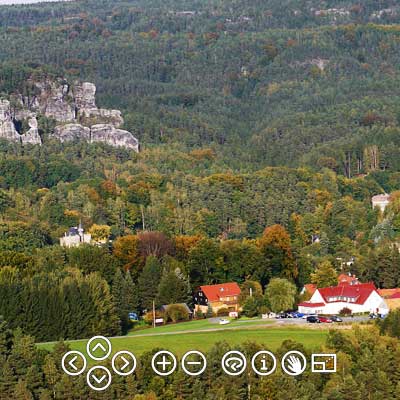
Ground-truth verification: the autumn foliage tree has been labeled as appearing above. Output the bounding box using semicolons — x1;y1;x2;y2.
258;224;298;284
138;231;174;259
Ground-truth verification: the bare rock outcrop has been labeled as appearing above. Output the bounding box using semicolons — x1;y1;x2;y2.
22;116;42;145
35;81;76;122
74;82;124;127
0;78;139;151
91;124;139;151
0;100;21;142
54;124;91;142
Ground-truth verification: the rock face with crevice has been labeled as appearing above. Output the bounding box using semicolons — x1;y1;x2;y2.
0;79;139;151
0;100;23;143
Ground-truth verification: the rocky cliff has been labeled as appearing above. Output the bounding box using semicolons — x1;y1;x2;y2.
0;79;139;151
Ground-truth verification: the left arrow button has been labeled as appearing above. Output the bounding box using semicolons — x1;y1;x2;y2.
62;351;87;376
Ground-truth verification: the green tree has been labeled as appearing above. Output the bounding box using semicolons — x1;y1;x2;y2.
265;278;297;313
138;256;162;311
310;260;338;288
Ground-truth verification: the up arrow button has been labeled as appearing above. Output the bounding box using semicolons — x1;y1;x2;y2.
87;336;112;361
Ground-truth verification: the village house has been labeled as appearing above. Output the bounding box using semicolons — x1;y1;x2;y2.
193;282;241;315
298;281;389;316
59;223;91;248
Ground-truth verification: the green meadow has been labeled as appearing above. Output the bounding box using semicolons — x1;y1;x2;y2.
38;320;329;358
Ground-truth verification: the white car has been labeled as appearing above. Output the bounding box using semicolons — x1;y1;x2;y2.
219;318;231;325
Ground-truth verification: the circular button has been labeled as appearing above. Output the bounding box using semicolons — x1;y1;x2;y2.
281;351;307;376
181;351;207;376
61;351;87;376
251;351;277;376
87;366;112;391
151;351;177;376
86;336;112;361
112;350;137;376
221;350;247;376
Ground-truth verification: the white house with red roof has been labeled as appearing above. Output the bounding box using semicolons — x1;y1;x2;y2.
298;282;389;315
193;282;241;314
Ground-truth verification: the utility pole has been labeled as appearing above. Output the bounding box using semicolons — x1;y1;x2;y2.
153;300;156;329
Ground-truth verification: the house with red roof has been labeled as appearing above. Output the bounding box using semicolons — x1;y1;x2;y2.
193;282;241;315
298;282;389;315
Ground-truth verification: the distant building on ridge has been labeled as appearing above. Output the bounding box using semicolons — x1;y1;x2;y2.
372;194;391;212
60;222;91;248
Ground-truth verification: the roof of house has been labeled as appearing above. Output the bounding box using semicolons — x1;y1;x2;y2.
338;274;359;286
161;303;192;314
298;302;325;308
390;292;400;299
304;283;317;295
377;288;400;298
372;194;391;202
200;282;241;302
317;282;377;305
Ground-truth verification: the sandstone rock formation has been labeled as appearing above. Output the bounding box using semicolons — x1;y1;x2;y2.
22;116;42;145
91;124;139;151
74;82;124;127
54;123;91;143
35;80;76;122
0;100;22;143
0;78;139;151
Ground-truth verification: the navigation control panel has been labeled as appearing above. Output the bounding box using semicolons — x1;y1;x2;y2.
61;336;337;391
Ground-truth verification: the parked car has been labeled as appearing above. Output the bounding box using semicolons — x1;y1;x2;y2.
219;318;231;325
291;312;304;318
330;315;343;322
306;316;320;323
276;312;291;319
318;316;332;323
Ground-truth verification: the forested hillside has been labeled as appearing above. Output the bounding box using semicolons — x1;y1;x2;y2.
0;0;400;171
0;0;400;341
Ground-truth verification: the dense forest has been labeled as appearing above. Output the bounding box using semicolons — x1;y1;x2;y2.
0;0;400;172
1;1;400;397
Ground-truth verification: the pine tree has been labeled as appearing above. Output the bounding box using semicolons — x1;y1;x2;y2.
138;256;162;311
14;380;33;400
112;269;139;333
156;269;191;306
125;271;139;313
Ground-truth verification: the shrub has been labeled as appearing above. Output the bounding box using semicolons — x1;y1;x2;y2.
165;304;189;323
242;296;259;318
339;307;352;316
143;310;164;325
216;307;229;317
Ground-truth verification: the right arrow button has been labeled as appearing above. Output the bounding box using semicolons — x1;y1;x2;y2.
112;351;137;376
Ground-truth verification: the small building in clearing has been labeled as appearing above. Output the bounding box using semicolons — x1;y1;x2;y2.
193;282;241;315
372;194;391;212
60;223;91;248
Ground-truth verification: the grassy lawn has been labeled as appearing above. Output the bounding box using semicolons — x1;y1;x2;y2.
38;323;328;359
128;318;274;335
